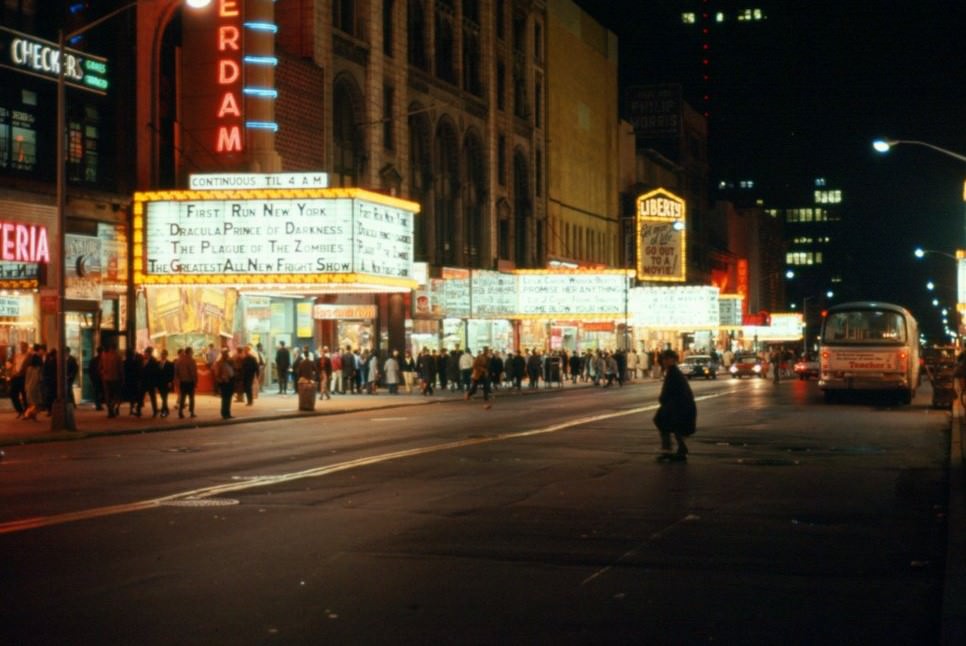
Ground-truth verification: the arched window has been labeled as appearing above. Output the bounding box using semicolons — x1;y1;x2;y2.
434;118;460;265
332;75;364;187
462;131;486;267
513;150;531;267
408;108;432;260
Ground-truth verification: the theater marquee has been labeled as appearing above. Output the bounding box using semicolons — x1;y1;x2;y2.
635;188;686;282
133;188;419;291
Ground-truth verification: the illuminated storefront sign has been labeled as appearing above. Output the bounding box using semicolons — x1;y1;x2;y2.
719;294;744;328
133;188;418;289
182;0;245;160
312;304;378;320
189;172;330;191
0;26;110;94
0;221;49;263
65;234;103;301
516;272;628;317
630;286;719;328
636;188;686;282
744;313;803;341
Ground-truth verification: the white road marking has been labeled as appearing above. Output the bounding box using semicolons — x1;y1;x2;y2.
0;393;724;535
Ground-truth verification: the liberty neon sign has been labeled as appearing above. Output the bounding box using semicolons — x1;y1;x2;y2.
215;0;243;153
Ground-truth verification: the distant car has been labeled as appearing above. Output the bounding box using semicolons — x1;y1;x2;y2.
794;355;820;380
729;353;764;378
681;355;718;380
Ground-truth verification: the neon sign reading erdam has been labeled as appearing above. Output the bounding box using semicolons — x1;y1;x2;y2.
215;0;243;153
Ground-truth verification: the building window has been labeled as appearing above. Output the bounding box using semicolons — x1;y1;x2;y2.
383;85;394;150
463;0;479;23
407;0;428;70
0;106;37;172
534;75;542;127
462;28;482;96
535;148;542;196
497;134;506;186
512;11;525;53
496;61;506;111
333;0;356;36
814;189;842;204
496;0;504;39
682;12;696;24
533;21;542;62
383;0;394;56
435;10;456;84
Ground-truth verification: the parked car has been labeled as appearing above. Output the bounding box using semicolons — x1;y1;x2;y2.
729;353;764;378
681;354;718;380
794;355;820;380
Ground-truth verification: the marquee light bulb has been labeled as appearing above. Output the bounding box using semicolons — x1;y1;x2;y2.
185;0;213;8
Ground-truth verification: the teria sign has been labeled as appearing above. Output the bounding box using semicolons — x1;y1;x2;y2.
133;188;419;288
0;221;49;263
636;188;686;282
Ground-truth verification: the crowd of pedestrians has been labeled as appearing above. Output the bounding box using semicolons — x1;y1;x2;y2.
5;339;677;424
5;342;79;421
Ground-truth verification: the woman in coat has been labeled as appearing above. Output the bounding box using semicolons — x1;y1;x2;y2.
23;352;44;420
654;350;697;461
383;350;401;394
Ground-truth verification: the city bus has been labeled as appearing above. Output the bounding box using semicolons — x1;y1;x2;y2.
818;301;920;404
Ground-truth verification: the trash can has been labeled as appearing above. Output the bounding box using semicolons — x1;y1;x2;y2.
298;379;317;411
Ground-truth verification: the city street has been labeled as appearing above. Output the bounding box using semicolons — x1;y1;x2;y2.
0;378;953;644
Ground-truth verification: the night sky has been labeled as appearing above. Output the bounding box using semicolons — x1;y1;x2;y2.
574;0;966;339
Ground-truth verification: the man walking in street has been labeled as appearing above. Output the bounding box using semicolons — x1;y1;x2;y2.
158;349;174;417
653;350;696;462
99;344;123;418
9;341;30;418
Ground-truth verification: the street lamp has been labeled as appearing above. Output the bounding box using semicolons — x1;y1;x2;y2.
52;0;212;432
873;139;966;163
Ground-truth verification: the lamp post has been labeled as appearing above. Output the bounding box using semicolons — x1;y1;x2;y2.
874;139;966;247
52;0;212;432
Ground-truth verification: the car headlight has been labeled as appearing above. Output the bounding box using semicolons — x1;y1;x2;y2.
729;365;737;373
753;365;761;373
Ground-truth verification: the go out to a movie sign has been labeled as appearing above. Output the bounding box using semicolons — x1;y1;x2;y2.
636;188;686;282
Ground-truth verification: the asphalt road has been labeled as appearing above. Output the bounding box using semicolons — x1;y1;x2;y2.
0;377;951;645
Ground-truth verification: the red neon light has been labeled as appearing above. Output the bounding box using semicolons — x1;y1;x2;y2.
0;222;50;263
214;0;243;154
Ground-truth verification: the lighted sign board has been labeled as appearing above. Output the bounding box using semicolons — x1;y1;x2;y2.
744;313;803;341
516;272;628;317
958;255;966;312
719;295;743;327
0;221;49;263
312;304;378;320
190;173;330;191
636;188;686;282
0;27;110;94
65;234;103;301
630;286;719;328
182;0;245;159
134;188;418;289
471;270;517;317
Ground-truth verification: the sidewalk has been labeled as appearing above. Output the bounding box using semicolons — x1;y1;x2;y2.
0;380;607;448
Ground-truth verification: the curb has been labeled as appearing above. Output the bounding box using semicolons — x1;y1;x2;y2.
0;381;617;448
943;406;966;645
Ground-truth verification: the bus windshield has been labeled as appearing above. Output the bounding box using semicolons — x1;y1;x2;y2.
821;309;908;345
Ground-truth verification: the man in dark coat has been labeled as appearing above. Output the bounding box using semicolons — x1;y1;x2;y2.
654;350;697;461
417;349;436;395
242;346;260;405
275;341;291;394
447;349;461;391
141;346;161;417
341;346;357;394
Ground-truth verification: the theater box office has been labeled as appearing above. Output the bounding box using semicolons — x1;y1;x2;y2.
132;186;419;384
